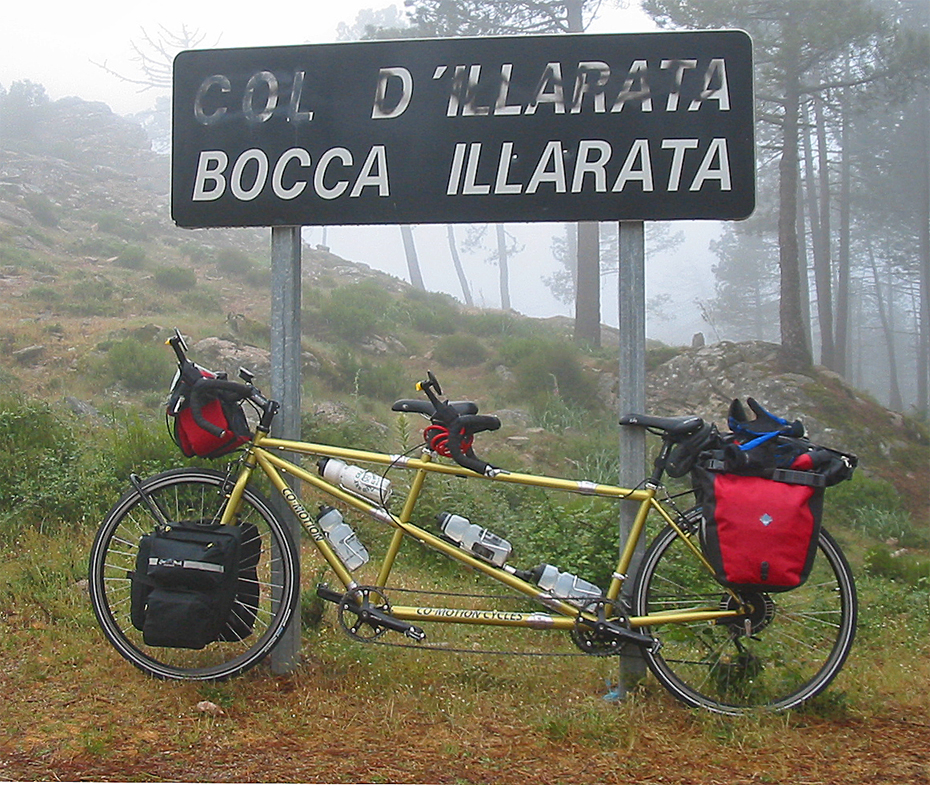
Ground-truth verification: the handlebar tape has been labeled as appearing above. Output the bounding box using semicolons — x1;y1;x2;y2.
445;414;502;476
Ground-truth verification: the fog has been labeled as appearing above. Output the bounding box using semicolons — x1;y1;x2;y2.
1;1;724;347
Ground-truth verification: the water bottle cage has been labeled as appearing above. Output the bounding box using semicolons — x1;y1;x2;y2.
424;424;474;458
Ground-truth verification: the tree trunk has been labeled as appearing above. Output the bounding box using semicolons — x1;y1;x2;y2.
778;68;812;367
835;85;852;379
918;84;930;417
445;225;473;306
563;1;601;346
574;222;601;346
813;92;835;369
867;240;903;411
400;225;425;291
496;224;511;310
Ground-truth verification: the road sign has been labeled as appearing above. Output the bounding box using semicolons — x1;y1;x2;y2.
172;30;754;228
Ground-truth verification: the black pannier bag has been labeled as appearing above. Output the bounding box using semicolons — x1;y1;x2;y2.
130;521;245;649
692;397;856;593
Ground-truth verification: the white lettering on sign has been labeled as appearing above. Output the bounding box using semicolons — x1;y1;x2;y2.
372;67;414;119
435;58;730;117
191;146;391;202
192;71;314;125
446;138;732;196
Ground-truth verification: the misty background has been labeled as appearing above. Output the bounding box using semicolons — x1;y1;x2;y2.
1;0;927;416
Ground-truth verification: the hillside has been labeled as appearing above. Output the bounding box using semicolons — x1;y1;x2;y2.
1;96;926;505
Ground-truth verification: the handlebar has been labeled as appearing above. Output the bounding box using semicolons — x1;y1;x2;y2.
410;372;502;477
167;331;278;437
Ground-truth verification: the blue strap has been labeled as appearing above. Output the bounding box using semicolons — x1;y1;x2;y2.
736;430;782;451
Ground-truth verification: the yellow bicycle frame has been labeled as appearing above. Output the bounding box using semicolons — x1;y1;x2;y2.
217;428;743;634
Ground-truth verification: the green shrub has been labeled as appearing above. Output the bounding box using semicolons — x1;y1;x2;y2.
64;277;119;316
393;290;460;335
215;247;254;276
434;333;488;367
115;245;146;269
864;546;929;588
0;396;84;537
96;212;148;241
106;338;172;391
505;339;599;410
320;281;391;342
23;193;59;228
26;285;62;304
326;349;404;402
154;265;197;291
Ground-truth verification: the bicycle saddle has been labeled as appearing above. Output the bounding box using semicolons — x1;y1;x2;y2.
391;399;479;417
619;413;705;438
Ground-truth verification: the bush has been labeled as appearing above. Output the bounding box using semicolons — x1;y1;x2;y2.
106;338;173;391
154;265;197;291
115;245;147;269
0;396;85;537
320;281;391;343
96;212;148;242
864;546;929;588
215;247;255;276
506;339;599;410
64;277;119;317
23;193;59;228
434;334;488;367
326;349;404;402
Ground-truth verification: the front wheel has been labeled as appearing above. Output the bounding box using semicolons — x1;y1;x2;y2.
88;468;300;680
631;521;857;714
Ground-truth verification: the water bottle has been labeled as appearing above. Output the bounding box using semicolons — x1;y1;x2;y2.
318;458;392;504
531;564;602;608
436;512;512;568
316;505;370;571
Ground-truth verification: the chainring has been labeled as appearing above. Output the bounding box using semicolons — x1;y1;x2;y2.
570;598;630;656
337;586;392;641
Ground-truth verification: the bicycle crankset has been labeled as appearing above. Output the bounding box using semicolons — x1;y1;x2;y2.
321;585;426;642
571;599;657;656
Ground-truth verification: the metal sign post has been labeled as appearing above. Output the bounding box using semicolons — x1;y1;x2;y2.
269;225;302;673
617;220;647;694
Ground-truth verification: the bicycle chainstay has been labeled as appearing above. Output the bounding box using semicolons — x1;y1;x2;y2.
319;584;642;658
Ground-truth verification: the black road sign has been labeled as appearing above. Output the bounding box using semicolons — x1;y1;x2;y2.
171;31;754;228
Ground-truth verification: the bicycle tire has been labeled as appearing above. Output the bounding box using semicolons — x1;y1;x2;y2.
88;468;300;680
631;521;857;714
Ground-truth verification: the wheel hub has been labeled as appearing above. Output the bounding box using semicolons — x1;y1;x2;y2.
719;592;776;636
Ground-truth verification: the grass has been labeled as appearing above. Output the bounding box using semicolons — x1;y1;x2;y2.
1;514;928;783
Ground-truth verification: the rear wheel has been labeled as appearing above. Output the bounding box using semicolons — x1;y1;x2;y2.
88;468;300;680
631;519;856;714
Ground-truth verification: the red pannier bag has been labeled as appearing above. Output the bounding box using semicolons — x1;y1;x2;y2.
694;466;825;592
174;396;250;459
167;365;251;459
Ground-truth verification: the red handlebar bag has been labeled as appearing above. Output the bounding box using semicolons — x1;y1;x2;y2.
172;396;251;459
694;467;824;592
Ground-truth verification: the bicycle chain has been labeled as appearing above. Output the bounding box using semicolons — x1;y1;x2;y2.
335;585;629;658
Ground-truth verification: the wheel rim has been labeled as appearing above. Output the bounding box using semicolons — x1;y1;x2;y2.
89;470;297;680
634;526;856;713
